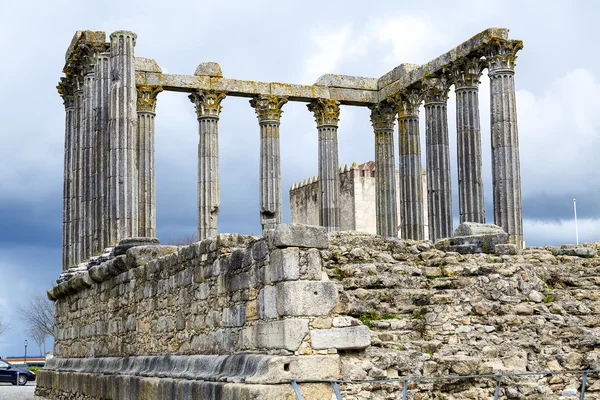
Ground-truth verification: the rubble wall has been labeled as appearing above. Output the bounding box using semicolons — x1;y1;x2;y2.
36;226;600;399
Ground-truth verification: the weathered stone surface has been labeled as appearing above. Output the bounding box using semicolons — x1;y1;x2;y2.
455;222;505;236
552;246;597;258
112;237;160;256
125;245;178;268
135;57;162;73
272;224;329;249
254;319;310;351
269;247;300;282
495;243;520;255
194;61;222;77
275;281;338;317
311;326;372;350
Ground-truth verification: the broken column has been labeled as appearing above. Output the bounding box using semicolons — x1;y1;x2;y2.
107;30;139;245
369;100;398;237
308;99;341;232
487;40;524;248
397;90;425;240
189;90;226;240
423;77;453;242
250;94;288;232
452;57;486;224
136;84;162;238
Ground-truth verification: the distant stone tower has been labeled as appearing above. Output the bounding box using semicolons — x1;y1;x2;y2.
290;162;430;240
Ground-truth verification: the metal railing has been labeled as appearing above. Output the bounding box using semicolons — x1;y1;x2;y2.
290;369;600;400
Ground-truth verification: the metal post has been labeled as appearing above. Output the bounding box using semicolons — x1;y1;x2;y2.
580;371;588;400
574;199;579;245
402;379;409;400
493;375;503;400
331;381;343;400
290;380;304;400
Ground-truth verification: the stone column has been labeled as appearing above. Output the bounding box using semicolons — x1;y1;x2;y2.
487;40;524;248
82;65;96;260
250;94;288;232
307;99;341;232
94;52;111;254
107;31;138;246
72;76;84;264
58;78;75;271
189;90;226;240
136;85;163;238
369;100;398;237
397;90;425;240
452;57;486;224
423;77;453;242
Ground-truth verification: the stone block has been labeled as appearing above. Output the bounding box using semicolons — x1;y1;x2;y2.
455;222;506;236
435;223;508;254
222;304;246;327
269;247;300;282
135;57;162;73
301;248;323;280
126;245;179;268
254;319;310;351
112;237;160;256
552;247;597;258
194;61;222;77
311;326;372;350
314;74;378;90
495;243;520;256
275;281;338;317
258;285;278;319
245;355;341;384
272;224;329;249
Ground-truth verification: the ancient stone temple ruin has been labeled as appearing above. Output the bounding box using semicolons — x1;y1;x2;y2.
42;28;600;400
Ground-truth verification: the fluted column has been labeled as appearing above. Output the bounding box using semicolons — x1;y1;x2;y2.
72;76;84;264
189;90;226;240
397;90;425;240
369;100;398;237
487;40;524;248
423;77;453;242
94;52;111;253
250;95;288;232
452;57;486;224
108;30;138;246
308;99;341;232
136;85;163;238
82;67;95;260
58;78;75;271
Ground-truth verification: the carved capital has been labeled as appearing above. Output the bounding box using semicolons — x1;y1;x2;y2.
421;76;450;104
449;56;486;89
395;89;422;118
57;77;75;109
307;99;340;126
137;85;163;113
249;94;288;122
369;100;397;130
189;90;227;119
485;39;523;73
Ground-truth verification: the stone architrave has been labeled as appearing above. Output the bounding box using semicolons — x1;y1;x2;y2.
396;89;425;240
94;52;111;254
250;94;288;231
189;90;227;240
107;31;139;246
136;84;163;238
307;99;341;232
369;100;398;238
422;76;453;242
487;39;524;248
57;78;75;271
451;56;486;224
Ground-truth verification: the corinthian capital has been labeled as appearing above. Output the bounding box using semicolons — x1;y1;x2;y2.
369;100;397;130
395;89;422;118
137;85;163;113
449;56;486;89
250;94;288;122
485;39;524;72
422;76;450;104
189;90;227;119
57;77;75;109
307;99;340;126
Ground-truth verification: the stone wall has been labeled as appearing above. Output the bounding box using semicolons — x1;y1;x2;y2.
37;225;600;399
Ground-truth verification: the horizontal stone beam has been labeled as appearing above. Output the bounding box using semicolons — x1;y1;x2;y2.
136;72;379;105
378;27;511;99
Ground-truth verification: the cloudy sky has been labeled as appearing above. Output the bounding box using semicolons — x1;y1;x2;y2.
0;0;598;356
